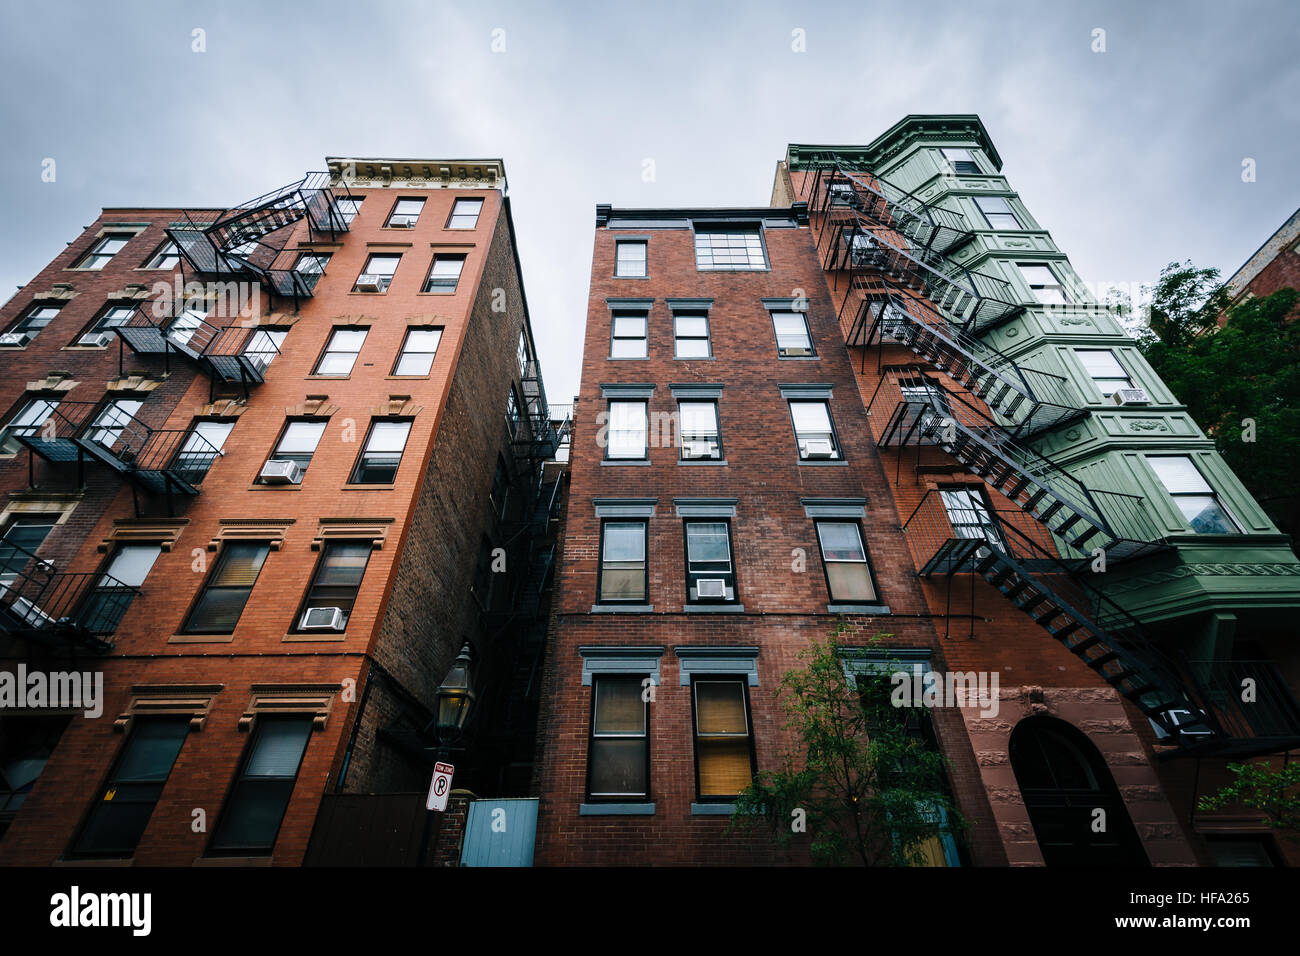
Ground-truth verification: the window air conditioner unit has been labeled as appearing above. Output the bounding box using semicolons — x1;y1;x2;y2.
1151;707;1213;740
828;184;854;205
354;274;384;292
1111;387;1151;406
388;216;417;228
803;438;835;459
695;578;727;600
300;606;346;630
259;459;303;485
682;440;716;459
0;332;31;347
79;331;116;348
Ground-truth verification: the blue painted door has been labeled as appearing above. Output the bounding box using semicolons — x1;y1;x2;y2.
459;798;538;867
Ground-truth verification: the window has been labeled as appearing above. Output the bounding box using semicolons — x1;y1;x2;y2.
354;253;400;292
898;376;953;441
940;487;1005;549
80;544;159;632
692;679;754;800
610;310;648;359
587;677;649;801
423;254;466;294
74;233;132;270
772;310;814;357
394;327;442;376
349;419;411;484
86;399;143;449
491;456;510;519
1147;456;1240;534
3;305;61;343
506;387;521;434
172;419;232;484
1075;349;1133;398
684;521;735;602
816;521;877;603
385;197;425;228
333;194;362;225
294;251;331;276
70;717;188;857
0;398;59;454
517;330;530;376
975;196;1021;230
314;327;367;375
598;520;647;603
183;543;269;634
263;419;327;478
295;541;370;631
0;716;68;836
789;400;840;460
694;226;766;270
673;311;711;358
243;329;288;369
83;305;136;343
472;535;496;609
0;516;57;581
447;198;483;229
615;240;647;278
606;400;648;460
209;716;313;854
941;148;980;175
1017;263;1068;305
678;400;721;461
143;241;180;270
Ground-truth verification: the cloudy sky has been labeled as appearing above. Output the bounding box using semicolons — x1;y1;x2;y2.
1;0;1297;403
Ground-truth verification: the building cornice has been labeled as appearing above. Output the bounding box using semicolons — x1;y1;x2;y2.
787;113;1002;172
326;157;506;191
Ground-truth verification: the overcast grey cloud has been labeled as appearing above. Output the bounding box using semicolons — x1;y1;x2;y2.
1;0;1297;404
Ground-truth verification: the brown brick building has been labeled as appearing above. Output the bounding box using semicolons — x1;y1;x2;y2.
0;158;561;865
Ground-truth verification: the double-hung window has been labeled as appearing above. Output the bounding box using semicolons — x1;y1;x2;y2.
772;310;814;357
1075;349;1133;398
354;253;400;292
975;196;1021;230
71;717;189;857
209;716;313;854
447;198;483;229
295;541;371;632
1017;263;1068;305
684;521;735;603
385;197;425;228
1146;456;1240;534
0;398;59;454
605;400;648;460
678;400;721;461
294;251;331;277
183;543;269;634
314;327;367;375
394;327;442;376
898;376;952;441
74;233;132;270
816;521;878;603
610;310;648;358
144;241;181;270
940;487;1005;550
789;400;840;460
587;677;649;801
86;399;143;450
941;148;980;175
82;305;135;345
172;419;232;484
615;240;647;277
350;419;411;484
3;305;61;344
81;544;159;633
423;254;466;293
262;419;327;479
598;520;647;604
673;311;711;358
243;328;288;370
692;679;755;800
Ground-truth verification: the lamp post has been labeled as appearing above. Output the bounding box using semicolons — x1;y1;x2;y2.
420;643;476;866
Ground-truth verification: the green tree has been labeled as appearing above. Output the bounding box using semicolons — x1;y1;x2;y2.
1197;760;1300;843
728;627;963;866
1125;261;1300;538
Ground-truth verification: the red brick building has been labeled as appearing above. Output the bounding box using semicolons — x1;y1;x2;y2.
0;158;560;865
1225;206;1300;309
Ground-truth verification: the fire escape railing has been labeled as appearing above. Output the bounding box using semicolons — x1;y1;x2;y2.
900;489;1300;756
0;539;138;651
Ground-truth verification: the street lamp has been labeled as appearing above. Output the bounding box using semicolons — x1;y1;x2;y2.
433;642;476;748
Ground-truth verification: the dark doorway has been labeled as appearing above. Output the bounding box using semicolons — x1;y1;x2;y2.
1009;716;1148;867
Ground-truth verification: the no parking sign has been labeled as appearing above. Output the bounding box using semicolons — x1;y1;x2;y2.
426;761;455;811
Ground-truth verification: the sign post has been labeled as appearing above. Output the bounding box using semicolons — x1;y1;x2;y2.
426;760;455;812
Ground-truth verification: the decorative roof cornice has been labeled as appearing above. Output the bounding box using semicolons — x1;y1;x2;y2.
326;157;506;191
787;113;1002;172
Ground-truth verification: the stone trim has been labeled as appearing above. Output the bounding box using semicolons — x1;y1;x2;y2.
31;284;78;303
370;395;423;418
114;684;223;732
592;498;656;518
238;683;340;732
673;498;737;518
286;396;339;418
105;374;166;393
674;646;759;685
25;372;78;394
0;495;80;526
802;497;868;519
194;399;249;419
311;516;394;551
578;645;665;686
207;518;295;552
98;519;188;553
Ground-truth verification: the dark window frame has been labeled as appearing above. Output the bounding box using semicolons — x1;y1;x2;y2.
312;326;368;376
692;222;769;271
682;518;737;604
604;398;649;461
347;418;413;484
585;674;651;802
259;416;329;481
788;399;843;461
446;197;484;230
614;240;648;278
814;519;881;606
6;304;62;338
771;309;816;357
353;253;401;293
392;326;443;376
596;518;649;605
73;232;133;270
180;541;271;635
672;309;712;359
291;540;372;634
384;196;426;228
609;309;649;359
207;715;313;856
690;675;757;802
422;253;467;294
677;398;723;461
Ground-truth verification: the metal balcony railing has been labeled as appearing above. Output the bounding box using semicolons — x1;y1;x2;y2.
0;541;137;650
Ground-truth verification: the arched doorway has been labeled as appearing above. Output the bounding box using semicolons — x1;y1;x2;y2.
1009;716;1148;867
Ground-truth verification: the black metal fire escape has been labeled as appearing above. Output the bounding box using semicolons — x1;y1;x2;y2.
0;540;137;652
